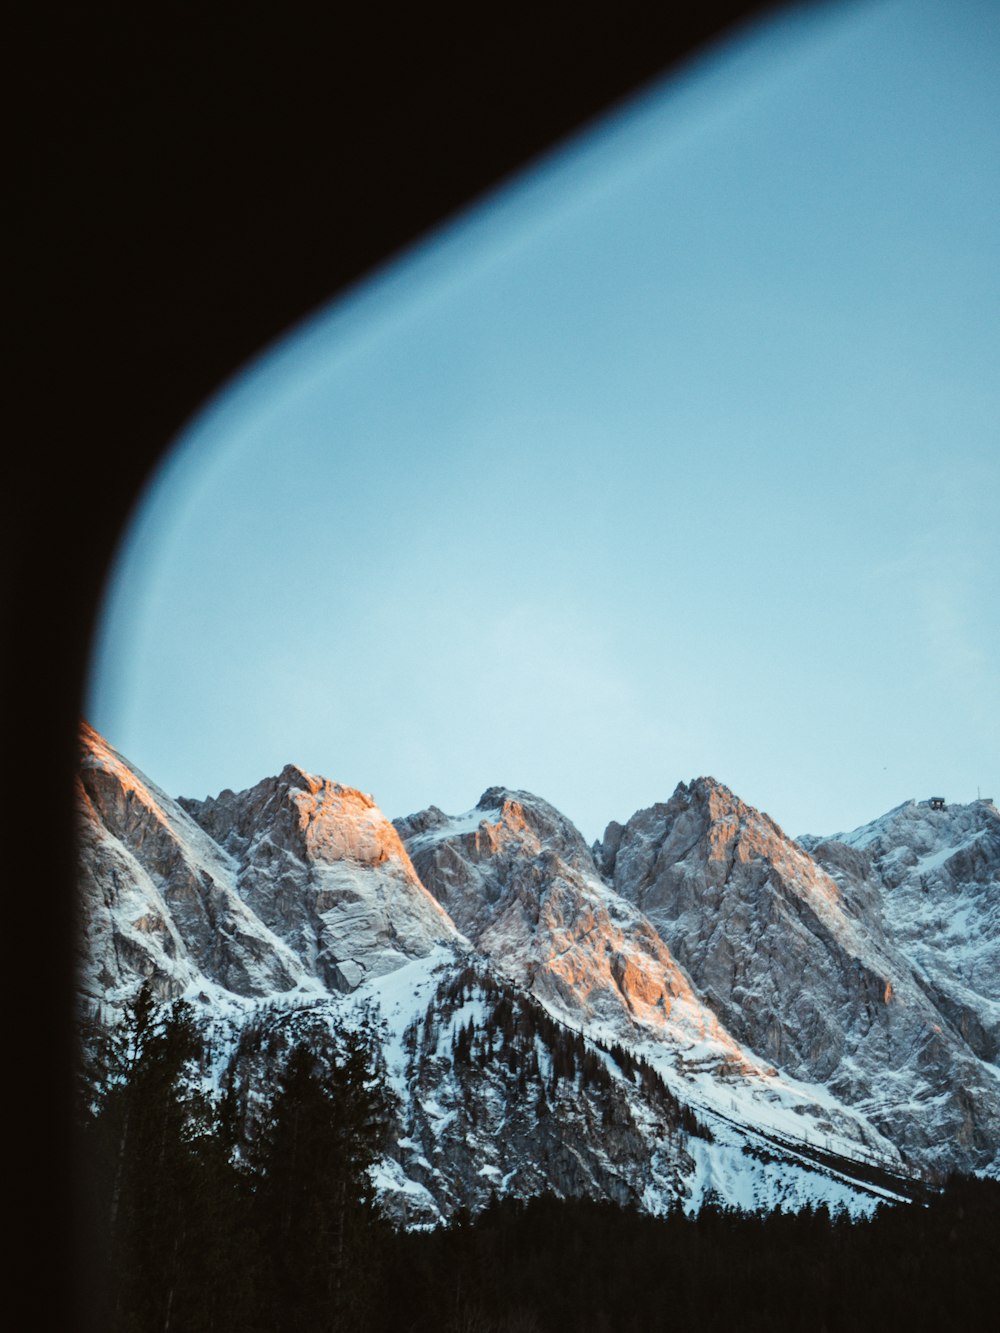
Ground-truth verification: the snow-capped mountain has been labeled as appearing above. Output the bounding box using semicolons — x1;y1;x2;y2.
594;779;1000;1175
77;723;1000;1219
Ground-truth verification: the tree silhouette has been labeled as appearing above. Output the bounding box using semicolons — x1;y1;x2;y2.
253;1020;394;1332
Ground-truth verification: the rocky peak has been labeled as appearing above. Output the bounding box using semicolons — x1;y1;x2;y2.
181;765;405;871
475;787;599;873
597;777;825;922
603;783;1000;1172
179;765;457;993
396;787;600;938
823;798;1000;888
809;798;1000;1070
593;779;732;877
80;724;458;1002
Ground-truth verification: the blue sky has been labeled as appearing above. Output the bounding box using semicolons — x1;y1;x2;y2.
88;0;999;843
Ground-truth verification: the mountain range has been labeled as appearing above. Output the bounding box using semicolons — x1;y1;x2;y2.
77;721;1000;1221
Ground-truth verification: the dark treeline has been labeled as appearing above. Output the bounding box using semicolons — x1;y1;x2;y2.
78;988;1000;1332
384;1182;1000;1333
78;986;393;1333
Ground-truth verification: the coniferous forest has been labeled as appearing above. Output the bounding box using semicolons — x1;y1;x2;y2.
77;990;1000;1333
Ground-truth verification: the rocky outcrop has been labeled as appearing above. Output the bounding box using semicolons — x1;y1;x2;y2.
363;964;699;1225
805;799;1000;1072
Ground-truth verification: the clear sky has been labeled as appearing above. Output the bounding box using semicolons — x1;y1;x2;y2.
87;0;999;845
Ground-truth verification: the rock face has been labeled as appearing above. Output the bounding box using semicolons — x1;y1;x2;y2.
77;723;1000;1217
334;961;701;1226
596;779;1000;1175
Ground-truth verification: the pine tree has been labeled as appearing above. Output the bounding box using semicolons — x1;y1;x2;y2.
84;985;220;1331
253;1020;394;1332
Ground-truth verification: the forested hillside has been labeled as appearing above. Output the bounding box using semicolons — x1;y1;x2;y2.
78;988;1000;1333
